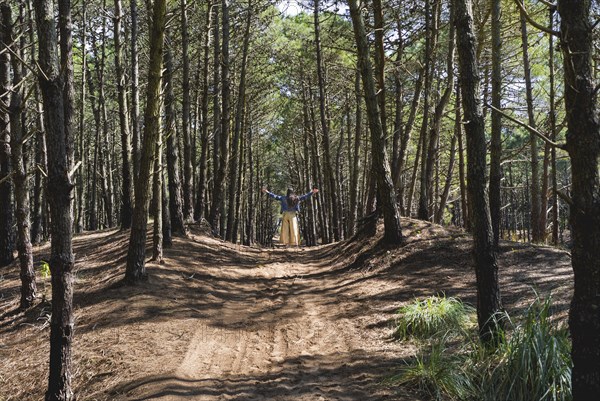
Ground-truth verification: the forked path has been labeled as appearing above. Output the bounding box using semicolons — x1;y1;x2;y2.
119;235;412;401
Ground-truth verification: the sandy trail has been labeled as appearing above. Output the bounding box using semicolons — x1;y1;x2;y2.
1;221;573;401
119;244;404;401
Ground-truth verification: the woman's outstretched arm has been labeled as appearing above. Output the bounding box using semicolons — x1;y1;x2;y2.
299;188;319;201
262;187;283;200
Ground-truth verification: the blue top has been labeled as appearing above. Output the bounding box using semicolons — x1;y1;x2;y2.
266;190;314;213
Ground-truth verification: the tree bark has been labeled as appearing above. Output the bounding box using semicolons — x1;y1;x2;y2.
421;1;455;222
125;0;167;284
211;0;220;227
557;1;600;398
226;3;251;242
180;0;194;221
548;8;559;246
455;81;469;230
34;0;76;398
164;45;187;236
455;0;502;342
435;133;457;224
114;0;133;229
520;11;542;243
489;0;502;246
244;125;254;246
417;0;442;221
348;0;402;245
0;4;14;267
152;137;163;262
194;0;212;222
348;70;361;237
3;4;36;308
130;0;140;182
162;166;172;247
314;0;340;241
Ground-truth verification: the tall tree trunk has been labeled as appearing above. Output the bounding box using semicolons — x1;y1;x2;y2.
194;1;212;222
489;0;502;246
455;80;469;230
422;2;455;221
435;133;457;224
86;58;105;230
152;137;163;262
0;4;14;267
34;0;76;398
162;166;172;247
244;125;254;246
348;0;402;245
455;0;502;342
548;7;559;245
396;66;424;214
3;4;36;307
520;11;542;243
164;46;187;236
348;70;361;237
208;0;223;233
27;0;45;245
125;0;167;284
314;0;340;241
372;0;387;138
180;0;194;220
232;117;245;242
557;1;600;398
114;0;133;229
417;0;441;220
307;84;329;243
76;0;87;233
130;0;140;182
226;3;251;241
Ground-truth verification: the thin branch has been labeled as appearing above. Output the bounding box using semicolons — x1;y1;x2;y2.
68;160;82;180
556;189;575;209
36;164;47;178
0;172;14;186
486;103;566;150
536;0;556;10
2;43;38;78
513;0;559;36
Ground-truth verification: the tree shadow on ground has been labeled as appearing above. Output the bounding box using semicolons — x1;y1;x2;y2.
110;352;421;401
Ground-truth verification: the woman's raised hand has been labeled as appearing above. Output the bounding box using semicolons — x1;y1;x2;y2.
261;187;267;193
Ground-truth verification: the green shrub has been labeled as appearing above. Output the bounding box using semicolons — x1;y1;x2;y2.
393;296;572;401
474;297;572;401
395;295;476;340
395;339;473;401
39;260;50;278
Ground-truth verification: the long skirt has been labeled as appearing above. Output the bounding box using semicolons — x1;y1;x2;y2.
281;211;300;246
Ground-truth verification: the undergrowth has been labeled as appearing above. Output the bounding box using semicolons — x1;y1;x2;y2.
392;295;572;401
394;295;475;340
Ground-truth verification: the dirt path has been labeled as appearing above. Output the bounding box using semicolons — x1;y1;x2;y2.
1;220;572;401
118;241;408;401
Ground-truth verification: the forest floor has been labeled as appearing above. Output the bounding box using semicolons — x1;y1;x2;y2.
0;218;573;401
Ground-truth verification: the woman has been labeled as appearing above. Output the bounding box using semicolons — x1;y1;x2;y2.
262;187;319;247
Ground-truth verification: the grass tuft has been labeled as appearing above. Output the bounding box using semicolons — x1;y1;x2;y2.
392;295;571;401
394;339;472;401
394;295;475;340
473;297;572;401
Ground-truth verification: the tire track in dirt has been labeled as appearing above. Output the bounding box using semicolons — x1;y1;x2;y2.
123;246;404;401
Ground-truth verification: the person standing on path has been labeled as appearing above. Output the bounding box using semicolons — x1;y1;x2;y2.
262;187;319;247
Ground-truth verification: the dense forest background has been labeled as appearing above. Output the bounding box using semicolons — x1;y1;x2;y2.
0;0;580;251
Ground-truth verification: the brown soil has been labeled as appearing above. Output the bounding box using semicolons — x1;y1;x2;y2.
0;219;572;401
